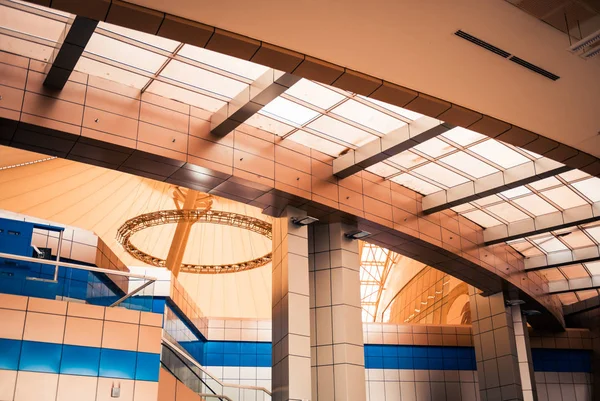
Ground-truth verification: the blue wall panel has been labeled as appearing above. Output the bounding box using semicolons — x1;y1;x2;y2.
19;341;62;373
99;349;137;380
0;338;21;370
60;345;101;376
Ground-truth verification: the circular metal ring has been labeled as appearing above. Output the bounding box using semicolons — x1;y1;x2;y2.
116;205;272;274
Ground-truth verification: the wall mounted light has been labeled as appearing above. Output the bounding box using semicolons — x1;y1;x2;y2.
344;230;371;240
505;299;525;306
522;310;541;317
291;216;319;226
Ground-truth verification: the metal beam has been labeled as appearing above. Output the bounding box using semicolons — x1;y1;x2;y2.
210;69;301;136
484;202;600;245
423;160;570;214
44;16;98;90
525;244;600;272
332;117;453;179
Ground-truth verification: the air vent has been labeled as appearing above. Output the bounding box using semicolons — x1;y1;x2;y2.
455;30;560;81
455;30;511;58
509;56;560;81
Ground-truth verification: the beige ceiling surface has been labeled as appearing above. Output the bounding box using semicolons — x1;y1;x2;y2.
130;0;600;157
0;147;272;318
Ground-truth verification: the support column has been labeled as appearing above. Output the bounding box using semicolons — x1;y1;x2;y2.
166;189;199;278
512;304;538;401
308;222;366;401
469;286;538;401
272;207;312;401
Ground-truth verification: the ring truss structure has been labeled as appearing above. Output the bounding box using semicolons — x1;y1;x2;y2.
116;208;272;274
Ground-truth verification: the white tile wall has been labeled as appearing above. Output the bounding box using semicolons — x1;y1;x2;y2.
365;369;480;401
207;318;271;342
535;372;592;401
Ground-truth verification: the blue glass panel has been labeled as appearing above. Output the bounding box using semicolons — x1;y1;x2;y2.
412;346;428;358
19;341;62;373
240;342;257;354
413;358;429;370
383;357;399;369
396;346;412;358
205;353;224;366
135;353;160;381
0;338;21;370
60;345;100;376
99;349;136;379
397;357;413;369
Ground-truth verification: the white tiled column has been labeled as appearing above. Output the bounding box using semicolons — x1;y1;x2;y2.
469;286;538;401
512;304;538;401
272;206;312;401
309;222;366;401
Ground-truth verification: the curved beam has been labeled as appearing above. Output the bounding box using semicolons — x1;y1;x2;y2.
0;50;564;329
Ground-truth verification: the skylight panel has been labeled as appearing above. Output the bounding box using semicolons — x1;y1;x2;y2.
559;169;590;182
542;268;566;282
508;239;543;257
98;21;180;52
575;290;598;301
461;210;502;228
260;97;319;126
160;60;247;99
585;261;600;276
531;235;569;253
307;116;375;147
500;186;532;199
485;203;529;222
469;140;530;169
366;162;400;178
331;99;406;133
76;58;150;89
286;131;346;157
439;151;498;178
572;178;600;202
390;174;442;195
358;96;423;120
441;127;487;146
0;5;66;42
473;195;502;207
178;44;269;80
583;225;600;242
529;177;561;191
285;79;345;109
512;194;558;216
86;34;168;73
560;264;590;279
387;150;427;169
554;228;595;249
145;81;226;112
557;292;578;305
414;138;456;158
244;113;295;136
541;186;588;209
412;163;470;187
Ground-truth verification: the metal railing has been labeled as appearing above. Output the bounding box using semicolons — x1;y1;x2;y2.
0;252;156;308
162;337;271;401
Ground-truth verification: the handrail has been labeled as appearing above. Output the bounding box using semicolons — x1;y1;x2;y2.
0;252;157;307
161;337;272;396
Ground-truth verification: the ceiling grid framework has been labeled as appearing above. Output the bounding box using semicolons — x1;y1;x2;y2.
1;0;599;309
10;0;600;174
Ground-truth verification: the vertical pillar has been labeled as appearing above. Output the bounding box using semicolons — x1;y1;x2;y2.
308;222;366;401
469;286;538;401
166;189;199;278
512;305;538;401
272;207;312;401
